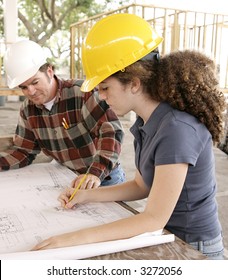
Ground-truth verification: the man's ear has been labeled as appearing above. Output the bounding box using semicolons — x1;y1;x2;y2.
131;77;141;93
47;65;54;78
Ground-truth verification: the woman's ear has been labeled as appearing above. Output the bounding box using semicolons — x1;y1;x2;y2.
131;77;141;93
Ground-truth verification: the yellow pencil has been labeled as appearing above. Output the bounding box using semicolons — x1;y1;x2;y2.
62;118;69;129
68;173;88;202
62;121;68;129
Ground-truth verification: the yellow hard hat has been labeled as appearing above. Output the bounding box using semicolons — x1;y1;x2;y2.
81;13;163;92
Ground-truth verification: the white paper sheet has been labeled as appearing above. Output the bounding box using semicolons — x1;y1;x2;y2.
0;162;174;259
0;230;174;260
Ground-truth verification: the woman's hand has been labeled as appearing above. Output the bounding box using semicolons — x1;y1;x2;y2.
31;231;80;251
70;173;101;189
58;187;89;209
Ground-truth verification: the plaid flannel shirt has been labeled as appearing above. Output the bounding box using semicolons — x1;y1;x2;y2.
0;77;124;181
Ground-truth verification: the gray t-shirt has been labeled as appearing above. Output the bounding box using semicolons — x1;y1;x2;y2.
130;102;221;242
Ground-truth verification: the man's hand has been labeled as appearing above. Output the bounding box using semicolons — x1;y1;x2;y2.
70;173;101;189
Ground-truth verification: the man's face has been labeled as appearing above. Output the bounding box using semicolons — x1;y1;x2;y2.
18;67;56;105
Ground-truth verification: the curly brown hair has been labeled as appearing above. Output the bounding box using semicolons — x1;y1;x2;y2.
112;50;226;143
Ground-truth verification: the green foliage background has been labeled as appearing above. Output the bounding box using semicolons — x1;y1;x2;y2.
0;0;129;74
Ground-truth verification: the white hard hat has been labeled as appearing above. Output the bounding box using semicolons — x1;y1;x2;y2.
4;40;47;89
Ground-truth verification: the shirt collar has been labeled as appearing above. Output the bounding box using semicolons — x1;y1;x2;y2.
130;102;172;137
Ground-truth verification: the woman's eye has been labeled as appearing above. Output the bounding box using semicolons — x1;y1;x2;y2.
98;87;107;92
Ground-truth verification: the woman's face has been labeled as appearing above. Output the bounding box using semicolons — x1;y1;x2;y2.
97;77;134;116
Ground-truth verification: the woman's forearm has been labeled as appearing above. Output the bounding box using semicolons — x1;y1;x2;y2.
83;179;149;203
32;211;162;251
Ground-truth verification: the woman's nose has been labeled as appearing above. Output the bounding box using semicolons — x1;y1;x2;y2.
98;91;106;100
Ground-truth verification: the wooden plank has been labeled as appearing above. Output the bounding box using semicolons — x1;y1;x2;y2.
0;87;23;96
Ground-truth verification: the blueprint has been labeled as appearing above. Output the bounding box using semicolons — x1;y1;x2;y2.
0;161;134;254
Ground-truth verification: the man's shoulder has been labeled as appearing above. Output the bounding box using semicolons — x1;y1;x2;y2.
60;78;83;88
73;79;84;87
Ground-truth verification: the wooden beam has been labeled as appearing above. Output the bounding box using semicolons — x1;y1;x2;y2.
0;87;23;96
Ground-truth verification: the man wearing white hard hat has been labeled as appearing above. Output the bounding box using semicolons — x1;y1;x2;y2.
1;40;125;189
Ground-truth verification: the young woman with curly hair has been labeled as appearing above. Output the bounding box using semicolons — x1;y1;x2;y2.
33;14;226;260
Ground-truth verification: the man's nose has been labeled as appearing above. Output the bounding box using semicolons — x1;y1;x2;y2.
27;85;36;95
